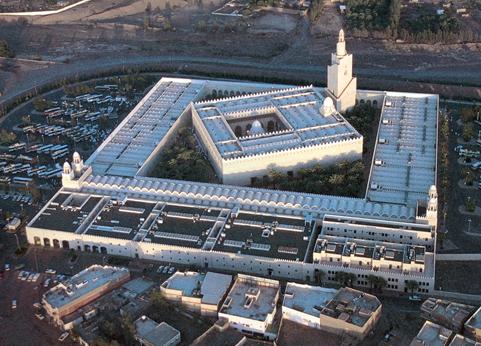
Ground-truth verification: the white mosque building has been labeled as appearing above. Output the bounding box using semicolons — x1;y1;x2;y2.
26;31;440;294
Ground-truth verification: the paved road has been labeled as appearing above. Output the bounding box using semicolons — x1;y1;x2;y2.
2;53;481;108
436;254;481;261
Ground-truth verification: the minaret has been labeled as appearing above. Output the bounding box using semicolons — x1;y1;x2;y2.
62;161;74;186
327;29;357;112
426;185;438;226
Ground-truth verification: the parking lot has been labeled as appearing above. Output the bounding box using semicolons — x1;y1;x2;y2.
439;102;481;253
0;266;77;346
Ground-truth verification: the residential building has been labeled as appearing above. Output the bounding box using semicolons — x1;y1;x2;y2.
421;298;475;333
160;271;232;316
134;315;181;346
218;274;280;340
411;321;454;346
42;265;130;327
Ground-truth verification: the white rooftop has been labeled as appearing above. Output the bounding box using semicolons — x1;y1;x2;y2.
162;271;232;305
87;78;206;177
283;283;337;318
220;274;279;322
43;265;129;309
193;86;361;160
367;92;438;207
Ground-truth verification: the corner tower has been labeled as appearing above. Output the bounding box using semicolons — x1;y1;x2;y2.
327;29;357;112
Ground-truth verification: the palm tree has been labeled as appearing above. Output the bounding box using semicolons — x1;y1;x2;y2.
406;280;419;297
314;269;325;285
335;271;348;287
376;277;387;293
367;275;378;292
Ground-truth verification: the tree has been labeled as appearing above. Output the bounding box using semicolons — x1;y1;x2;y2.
335;271;356;287
0;40;15;58
465;197;476;213
462;123;474;142
367;274;378;292
405;280;419;296
375;277;387;292
314;269;325;285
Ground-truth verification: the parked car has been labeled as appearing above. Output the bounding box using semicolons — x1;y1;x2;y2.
162;266;169;274
58;332;69;342
44;278;51;288
168;267;176;275
45;268;56;275
5;263;10;271
409;295;422;301
35;313;45;320
157;265;164;273
11;299;17;309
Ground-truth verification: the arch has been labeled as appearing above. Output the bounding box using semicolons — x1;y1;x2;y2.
236;91;241;96
34;236;41;246
211;90;217;98
373;100;378;107
367;100;372;106
360;99;365;104
234;125;243;137
53;239;60;248
100;246;107;254
84;244;91;252
224;90;229;96
246;124;252;133
62;240;70;249
43;238;51;247
229;91;235;97
267;120;275;132
92;245;99;253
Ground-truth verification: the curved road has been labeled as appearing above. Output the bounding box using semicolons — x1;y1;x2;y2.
1;53;481;108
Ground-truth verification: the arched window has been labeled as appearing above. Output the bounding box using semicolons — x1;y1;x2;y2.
234;126;242;137
62;241;70;249
53;239;60;248
84;244;91;252
34;237;41;246
100;246;107;254
267;120;275;132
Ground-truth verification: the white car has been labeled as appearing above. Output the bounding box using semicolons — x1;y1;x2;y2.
11;300;17;309
409;295;422;301
44;278;51;288
45;268;56;275
58;332;69;342
32;273;41;283
35;313;45;320
27;273;35;282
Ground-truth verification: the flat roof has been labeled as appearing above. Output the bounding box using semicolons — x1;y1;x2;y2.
276;318;344;346
193;86;361;160
367;92;438;207
411;321;453;346
449;334;480;346
134;316;180;346
43;265;129;309
466;306;481;330
220;274;279;322
320;287;381;328
214;212;311;261
87;78;206;177
30;193;103;233
283;283;337;318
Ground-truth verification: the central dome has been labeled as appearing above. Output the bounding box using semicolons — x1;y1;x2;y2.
250;120;265;135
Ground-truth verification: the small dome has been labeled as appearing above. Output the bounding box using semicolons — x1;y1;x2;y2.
320;97;336;116
250;120;264;135
429;185;437;196
73;151;81;162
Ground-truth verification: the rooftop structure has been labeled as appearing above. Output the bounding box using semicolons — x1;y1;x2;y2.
134;315;181;346
367;93;438;208
449;334;481;346
193;86;362;185
160;271;232;316
421;298;476;332
465;306;481;343
42;265;130;323
411;321;453;346
219;274;280;339
282;283;337;320
87;78;205;177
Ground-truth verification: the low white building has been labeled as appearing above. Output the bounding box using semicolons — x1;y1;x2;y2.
134;315;180;346
218;274;280;340
282;283;381;340
160;271;232;316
